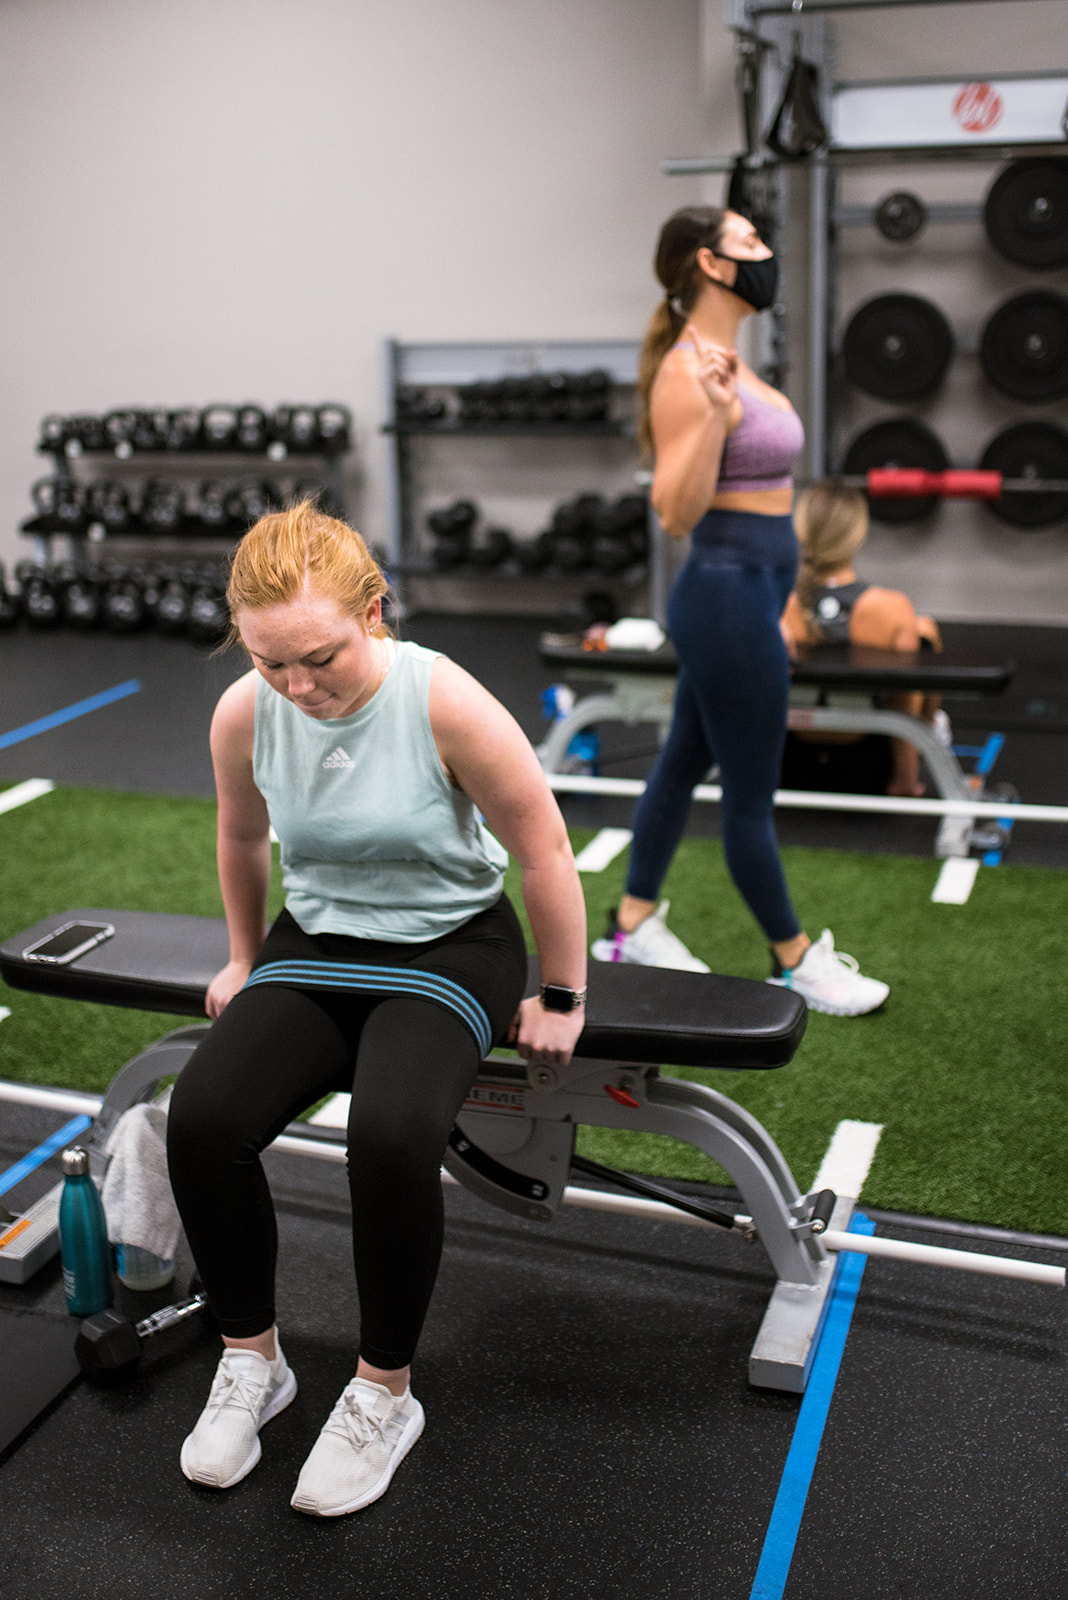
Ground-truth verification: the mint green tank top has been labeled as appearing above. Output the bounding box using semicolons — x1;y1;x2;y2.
252;640;508;942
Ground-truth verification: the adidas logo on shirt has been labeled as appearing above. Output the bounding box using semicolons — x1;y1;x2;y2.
322;747;355;770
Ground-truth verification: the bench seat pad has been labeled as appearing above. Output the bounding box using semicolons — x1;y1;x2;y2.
540;638;1013;696
1;909;806;1071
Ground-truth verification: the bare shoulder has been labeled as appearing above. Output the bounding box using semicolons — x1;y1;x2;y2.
851;586;918;646
210;668;258;752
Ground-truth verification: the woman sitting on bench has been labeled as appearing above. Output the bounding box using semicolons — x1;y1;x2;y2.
781;480;947;799
166;501;587;1517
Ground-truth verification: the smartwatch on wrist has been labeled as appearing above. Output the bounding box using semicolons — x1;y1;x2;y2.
539;983;587;1013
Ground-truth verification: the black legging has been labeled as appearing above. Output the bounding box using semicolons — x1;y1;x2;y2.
167;897;527;1369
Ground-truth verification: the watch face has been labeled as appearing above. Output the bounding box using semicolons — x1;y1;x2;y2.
541;985;573;1012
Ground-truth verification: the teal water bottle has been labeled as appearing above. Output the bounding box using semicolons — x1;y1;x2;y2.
58;1147;114;1316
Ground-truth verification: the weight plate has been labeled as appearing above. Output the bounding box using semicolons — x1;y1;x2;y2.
978;421;1068;528
874;191;926;242
980;290;1068;403
841;418;949;524
984;159;1068;270
842;294;954;400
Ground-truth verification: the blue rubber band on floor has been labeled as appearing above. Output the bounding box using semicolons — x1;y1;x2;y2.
748;1211;876;1600
0;1114;93;1198
0;680;141;752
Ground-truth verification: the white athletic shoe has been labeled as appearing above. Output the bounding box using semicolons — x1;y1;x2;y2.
768;929;889;1017
290;1378;425;1517
591;901;710;974
931;708;953;749
180;1343;297;1489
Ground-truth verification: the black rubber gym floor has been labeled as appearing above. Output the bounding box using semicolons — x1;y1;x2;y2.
2;617;1067;1595
2;1099;1066;1600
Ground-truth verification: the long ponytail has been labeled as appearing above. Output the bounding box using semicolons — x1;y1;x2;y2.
794;481;870;625
636;206;727;461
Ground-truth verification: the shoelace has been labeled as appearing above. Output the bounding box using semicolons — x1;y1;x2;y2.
323;1388;391;1449
206;1358;271;1422
807;938;859;978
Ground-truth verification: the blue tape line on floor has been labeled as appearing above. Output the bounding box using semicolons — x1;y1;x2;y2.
0;680;141;752
0;1114;93;1197
748;1211;876;1600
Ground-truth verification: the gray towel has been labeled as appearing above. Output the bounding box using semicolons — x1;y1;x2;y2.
101;1103;182;1259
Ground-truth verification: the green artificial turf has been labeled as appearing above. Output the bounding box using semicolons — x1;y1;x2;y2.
1;783;1065;1236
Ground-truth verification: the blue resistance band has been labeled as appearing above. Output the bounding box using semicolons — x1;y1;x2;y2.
748;1211;877;1600
0;1114;93;1199
243;959;493;1058
0;680;140;753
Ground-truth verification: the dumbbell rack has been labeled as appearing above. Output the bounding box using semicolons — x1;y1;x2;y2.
382;338;655;618
20;415;350;564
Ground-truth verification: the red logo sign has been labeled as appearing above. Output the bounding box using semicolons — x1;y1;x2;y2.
952;82;1003;135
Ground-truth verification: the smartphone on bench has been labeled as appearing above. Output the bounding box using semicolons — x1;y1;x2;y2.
22;920;115;965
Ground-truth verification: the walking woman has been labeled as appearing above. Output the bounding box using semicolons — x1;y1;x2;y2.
167;501;587;1515
591;206;888;1018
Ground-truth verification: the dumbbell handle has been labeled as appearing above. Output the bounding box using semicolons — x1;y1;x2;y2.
841;470;1068;498
134;1291;208;1340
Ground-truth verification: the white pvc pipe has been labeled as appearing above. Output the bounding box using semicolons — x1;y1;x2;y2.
3;1081;1063;1285
821;1229;1066;1287
546;772;1068;825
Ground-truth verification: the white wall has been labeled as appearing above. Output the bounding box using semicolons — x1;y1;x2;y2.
0;0;724;579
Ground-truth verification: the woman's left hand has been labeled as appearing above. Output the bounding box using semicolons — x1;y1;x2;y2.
510;996;586;1068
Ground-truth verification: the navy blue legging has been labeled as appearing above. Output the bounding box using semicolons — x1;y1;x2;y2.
626;509;801;944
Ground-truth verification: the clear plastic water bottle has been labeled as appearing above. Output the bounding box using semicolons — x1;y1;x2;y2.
58;1147;113;1316
115;1243;175;1292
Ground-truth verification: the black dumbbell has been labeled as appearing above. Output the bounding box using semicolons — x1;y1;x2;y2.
225;477;278;530
272;404;319;453
68;414;109;453
235;404;269;452
103;409;138;455
75;1292;210;1380
201;404;239;450
468;527;515;570
38;414;69;453
514;532;552;573
194;479;234;532
154;569;192;634
186;568;231;645
101;566;149;633
15;562;60;627
86;479;132;533
131;410;168;452
164;408;202;451
140;478;187;533
316;403;352;454
55;561;102;629
0;565;21;627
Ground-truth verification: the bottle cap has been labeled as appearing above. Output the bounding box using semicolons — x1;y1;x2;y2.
61;1146;90;1176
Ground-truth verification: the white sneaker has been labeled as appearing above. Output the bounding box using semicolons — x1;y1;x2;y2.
768;929;889;1017
931;708;953;748
591;901;710;974
290;1378;425;1517
180;1343;297;1489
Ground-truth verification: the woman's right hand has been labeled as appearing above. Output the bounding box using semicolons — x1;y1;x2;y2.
206;959;254;1019
684;325;738;412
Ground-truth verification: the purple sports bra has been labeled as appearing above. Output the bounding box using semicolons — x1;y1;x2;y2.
670;346;804;491
717;381;804;492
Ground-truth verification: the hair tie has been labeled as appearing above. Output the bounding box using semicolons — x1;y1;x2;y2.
667;295;686;319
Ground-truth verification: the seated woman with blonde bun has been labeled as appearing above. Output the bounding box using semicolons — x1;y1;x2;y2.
781;480;946;799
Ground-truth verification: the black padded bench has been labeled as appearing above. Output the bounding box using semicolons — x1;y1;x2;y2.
537;636;1015;857
2;909;844;1393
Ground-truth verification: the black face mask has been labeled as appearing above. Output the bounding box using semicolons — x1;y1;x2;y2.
715;251;778;312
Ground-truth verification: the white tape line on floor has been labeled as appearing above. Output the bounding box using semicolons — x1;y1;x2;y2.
931;857;980;904
0;779;55;816
811;1119;883;1200
573;827;633;873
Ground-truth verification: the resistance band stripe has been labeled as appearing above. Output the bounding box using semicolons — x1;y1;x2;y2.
748;1212;876;1600
0;680;141;752
244;959;493;1056
0;1114;92;1198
